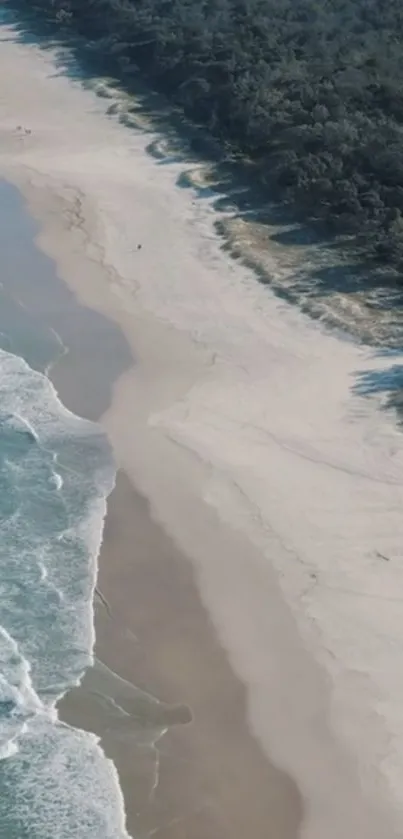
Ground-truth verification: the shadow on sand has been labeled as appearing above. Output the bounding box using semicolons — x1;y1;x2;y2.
3;2;403;420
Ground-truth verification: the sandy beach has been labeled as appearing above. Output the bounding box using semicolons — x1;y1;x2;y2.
1;13;403;839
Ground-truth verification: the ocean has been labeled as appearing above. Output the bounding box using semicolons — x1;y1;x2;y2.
0;181;130;838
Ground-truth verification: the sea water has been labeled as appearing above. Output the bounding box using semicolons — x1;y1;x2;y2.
0;182;130;838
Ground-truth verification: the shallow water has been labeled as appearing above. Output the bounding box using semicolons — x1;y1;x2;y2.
0;181;130;838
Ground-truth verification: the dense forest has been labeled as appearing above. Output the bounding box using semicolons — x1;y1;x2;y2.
13;0;403;277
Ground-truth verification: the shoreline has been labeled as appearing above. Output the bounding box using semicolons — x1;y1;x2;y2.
29;173;305;839
1;19;403;839
0;75;306;839
61;471;303;839
23;176;306;839
6;172;305;838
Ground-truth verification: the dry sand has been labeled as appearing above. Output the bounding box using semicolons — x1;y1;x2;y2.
1;15;403;839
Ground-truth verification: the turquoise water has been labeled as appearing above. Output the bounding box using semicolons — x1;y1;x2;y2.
0;183;130;838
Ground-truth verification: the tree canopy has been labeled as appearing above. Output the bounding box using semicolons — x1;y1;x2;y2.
18;0;403;279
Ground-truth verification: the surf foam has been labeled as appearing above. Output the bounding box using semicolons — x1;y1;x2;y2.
0;345;129;839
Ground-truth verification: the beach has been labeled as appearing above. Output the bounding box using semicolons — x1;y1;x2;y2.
1;12;403;839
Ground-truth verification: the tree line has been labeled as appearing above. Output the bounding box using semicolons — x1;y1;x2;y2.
15;0;403;279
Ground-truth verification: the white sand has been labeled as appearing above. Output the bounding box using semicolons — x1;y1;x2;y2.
1;20;403;838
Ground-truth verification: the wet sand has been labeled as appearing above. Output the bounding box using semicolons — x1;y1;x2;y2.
62;471;302;839
38;205;303;839
0;181;303;837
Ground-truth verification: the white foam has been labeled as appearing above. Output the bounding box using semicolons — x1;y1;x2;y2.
0;343;124;835
2;720;130;839
0;625;43;714
52;470;63;489
50;452;64;489
11;411;40;442
0;349;97;443
0;625;44;761
0;739;19;760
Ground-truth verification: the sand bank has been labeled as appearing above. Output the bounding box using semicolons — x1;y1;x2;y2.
0;16;403;838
